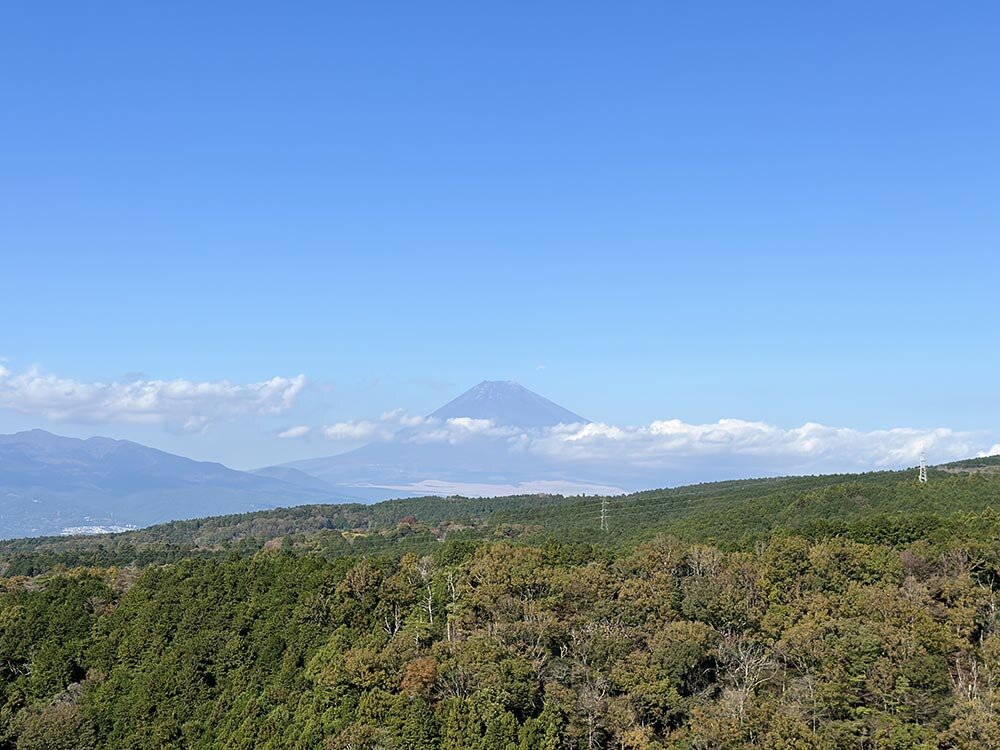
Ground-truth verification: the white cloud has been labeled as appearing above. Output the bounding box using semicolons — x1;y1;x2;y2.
321;408;435;442
402;417;524;445
322;420;385;441
320;410;527;446
0;364;305;433
277;425;311;439
560;422;628;442
979;444;1000;458
379;408;428;427
533;419;981;471
315;405;991;475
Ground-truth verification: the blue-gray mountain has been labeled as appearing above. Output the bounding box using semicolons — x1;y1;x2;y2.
0;381;642;539
0;430;354;538
430;379;586;426
269;380;626;500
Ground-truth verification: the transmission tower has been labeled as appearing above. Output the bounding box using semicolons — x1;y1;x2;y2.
918;448;928;484
600;497;609;532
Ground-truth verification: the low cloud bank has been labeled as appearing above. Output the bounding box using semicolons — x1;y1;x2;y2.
320;410;988;474
0;364;305;433
1;362;989;475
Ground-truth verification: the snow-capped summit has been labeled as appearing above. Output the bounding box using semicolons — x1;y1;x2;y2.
430;380;587;427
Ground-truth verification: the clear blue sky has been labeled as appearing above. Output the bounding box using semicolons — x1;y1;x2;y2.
1;2;998;468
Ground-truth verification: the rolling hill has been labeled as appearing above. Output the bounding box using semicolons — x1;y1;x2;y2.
4;456;997;576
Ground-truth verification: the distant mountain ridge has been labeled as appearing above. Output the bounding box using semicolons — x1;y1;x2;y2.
0;429;355;538
0;381;603;538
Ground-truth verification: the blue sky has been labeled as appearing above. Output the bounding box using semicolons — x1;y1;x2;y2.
1;2;998;469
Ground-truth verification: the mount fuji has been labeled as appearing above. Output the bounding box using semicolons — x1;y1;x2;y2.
264;381;627;499
429;380;586;427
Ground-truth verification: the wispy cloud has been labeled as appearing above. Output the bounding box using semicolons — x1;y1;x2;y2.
0;363;305;433
316;407;988;473
531;419;981;471
320;410;524;445
277;425;311;439
322;420;386;441
321;409;431;442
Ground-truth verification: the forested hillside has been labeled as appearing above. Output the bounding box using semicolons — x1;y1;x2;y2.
2;465;997;576
3;463;1000;748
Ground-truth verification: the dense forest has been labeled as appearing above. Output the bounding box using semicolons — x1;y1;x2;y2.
3;461;1000;748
